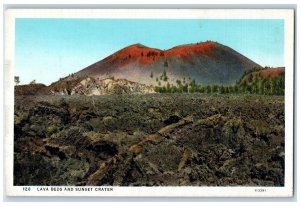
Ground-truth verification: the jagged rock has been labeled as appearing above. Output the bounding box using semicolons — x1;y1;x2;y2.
14;94;284;186
67;77;155;95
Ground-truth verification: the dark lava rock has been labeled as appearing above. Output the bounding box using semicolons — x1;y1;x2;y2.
164;115;182;125
14;94;284;186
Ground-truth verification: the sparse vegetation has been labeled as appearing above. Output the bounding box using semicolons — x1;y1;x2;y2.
147;51;159;57
154;68;285;95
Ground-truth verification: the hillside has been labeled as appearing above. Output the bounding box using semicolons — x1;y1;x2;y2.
239;67;284;83
15;67;284;96
68;41;261;85
15;83;47;95
237;67;285;95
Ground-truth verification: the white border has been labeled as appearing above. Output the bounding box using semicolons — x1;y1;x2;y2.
4;9;294;197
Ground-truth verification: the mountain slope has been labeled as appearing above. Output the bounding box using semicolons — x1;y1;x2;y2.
237;67;285;95
239;67;285;84
70;41;261;85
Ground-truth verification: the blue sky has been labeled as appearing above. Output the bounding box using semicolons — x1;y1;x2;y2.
15;19;284;85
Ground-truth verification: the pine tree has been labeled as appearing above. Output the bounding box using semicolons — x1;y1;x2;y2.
183;83;188;93
14;76;20;86
206;85;212;93
212;85;218;93
150;71;153;78
219;85;225;94
164;61;168;67
29;80;36;84
166;82;171;93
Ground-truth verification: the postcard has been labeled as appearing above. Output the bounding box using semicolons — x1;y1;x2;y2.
4;9;294;197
